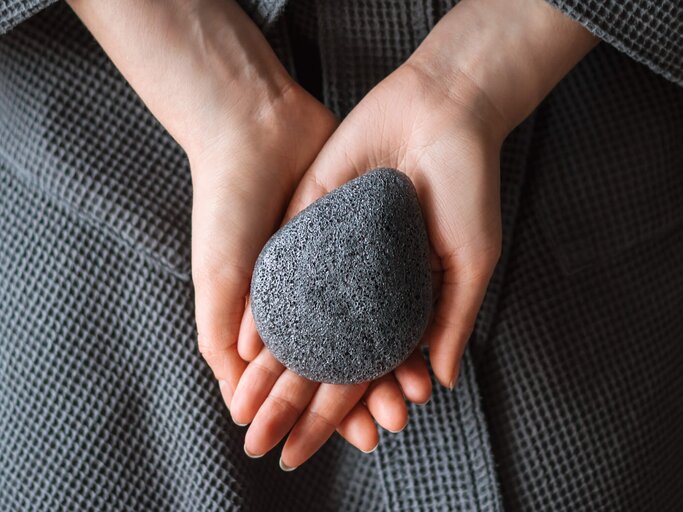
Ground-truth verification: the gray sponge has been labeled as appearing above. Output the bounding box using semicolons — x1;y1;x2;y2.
250;168;432;384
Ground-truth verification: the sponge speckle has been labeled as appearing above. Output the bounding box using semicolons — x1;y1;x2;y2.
250;168;432;384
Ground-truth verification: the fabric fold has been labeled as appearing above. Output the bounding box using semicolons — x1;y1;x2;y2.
546;0;682;86
0;0;57;34
237;0;289;29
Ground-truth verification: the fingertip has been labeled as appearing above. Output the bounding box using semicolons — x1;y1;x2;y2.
336;403;379;454
362;443;379;454
229;389;254;427
230;350;285;426
243;429;265;459
244;444;264;459
431;356;455;390
243;371;318;458
281;383;368;469
426;261;491;389
422;321;464;390
237;305;263;362
431;353;457;390
448;361;462;391
385;408;408;434
386;417;408;434
365;375;408;433
218;379;234;410
279;456;297;472
394;350;432;405
409;386;432;406
228;399;252;427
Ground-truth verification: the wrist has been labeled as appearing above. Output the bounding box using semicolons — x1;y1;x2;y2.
68;0;295;161
171;1;297;159
187;81;326;180
407;0;597;135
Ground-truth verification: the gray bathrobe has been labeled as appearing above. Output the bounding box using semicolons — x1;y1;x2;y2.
0;1;681;510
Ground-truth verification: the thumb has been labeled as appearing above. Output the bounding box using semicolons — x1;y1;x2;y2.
283;120;368;223
424;246;499;389
192;192;250;409
191;165;286;409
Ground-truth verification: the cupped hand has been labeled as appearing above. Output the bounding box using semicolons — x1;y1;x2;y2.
190;82;335;407
230;60;503;470
228;53;495;473
70;0;597;471
67;0;389;450
227;60;488;467
230;345;431;466
228;77;439;464
231;0;598;469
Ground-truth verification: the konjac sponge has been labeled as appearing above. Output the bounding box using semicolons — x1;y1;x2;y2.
250;168;432;384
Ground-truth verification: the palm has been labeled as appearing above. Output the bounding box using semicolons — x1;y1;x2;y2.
287;64;502;388
193;83;423;467
231;62;502;470
191;84;337;406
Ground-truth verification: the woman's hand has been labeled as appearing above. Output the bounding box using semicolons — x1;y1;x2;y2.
229;343;432;467
67;0;418;457
65;0;337;399
233;0;598;468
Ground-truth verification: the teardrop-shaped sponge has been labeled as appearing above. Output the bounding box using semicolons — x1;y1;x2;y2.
250;168;432;384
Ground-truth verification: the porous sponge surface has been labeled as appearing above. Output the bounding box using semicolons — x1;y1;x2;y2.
251;168;432;384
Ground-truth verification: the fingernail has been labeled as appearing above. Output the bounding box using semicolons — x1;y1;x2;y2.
416;397;431;406
232;415;248;427
279;457;296;472
218;380;233;408
448;372;460;390
387;421;408;434
361;443;379;454
244;445;264;459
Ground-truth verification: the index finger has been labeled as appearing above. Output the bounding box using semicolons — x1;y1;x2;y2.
279;382;368;470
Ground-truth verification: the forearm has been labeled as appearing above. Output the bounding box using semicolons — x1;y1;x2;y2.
408;0;599;138
66;0;293;157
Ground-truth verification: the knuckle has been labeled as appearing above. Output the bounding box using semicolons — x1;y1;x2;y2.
305;408;337;430
248;361;282;382
196;342;224;379
464;244;501;283
197;339;222;360
433;310;466;331
267;394;302;418
192;259;249;292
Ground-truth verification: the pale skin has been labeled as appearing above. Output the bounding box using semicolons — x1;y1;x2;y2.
68;0;597;470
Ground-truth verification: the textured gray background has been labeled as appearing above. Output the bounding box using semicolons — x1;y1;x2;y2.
1;0;682;510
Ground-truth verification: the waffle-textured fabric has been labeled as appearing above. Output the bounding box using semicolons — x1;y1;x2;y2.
0;1;681;511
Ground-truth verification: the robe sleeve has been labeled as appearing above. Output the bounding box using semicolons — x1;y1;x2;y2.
3;0;680;86
546;0;682;86
0;0;57;34
235;0;287;29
